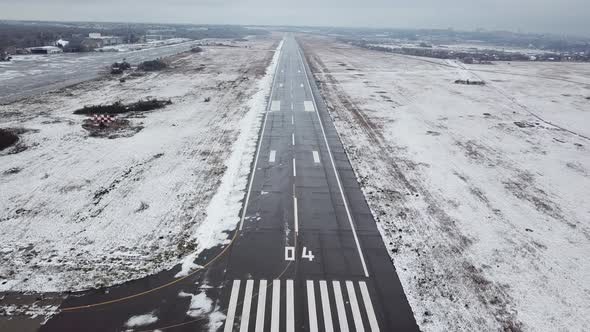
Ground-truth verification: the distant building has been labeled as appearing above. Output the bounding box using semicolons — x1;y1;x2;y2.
29;46;63;54
145;29;176;41
82;33;123;50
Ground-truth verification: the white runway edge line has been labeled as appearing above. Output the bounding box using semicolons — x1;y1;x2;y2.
224;280;241;332
239;39;284;230
296;39;370;277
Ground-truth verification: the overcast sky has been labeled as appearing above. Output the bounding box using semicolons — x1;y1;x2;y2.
1;0;589;36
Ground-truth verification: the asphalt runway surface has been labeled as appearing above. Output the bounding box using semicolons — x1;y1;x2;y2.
38;35;419;332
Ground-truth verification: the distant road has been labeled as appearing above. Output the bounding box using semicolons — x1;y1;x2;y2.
0;41;199;103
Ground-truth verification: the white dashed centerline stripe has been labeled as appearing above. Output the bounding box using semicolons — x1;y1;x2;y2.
359;281;380;332
255;280;267;332
292;133;295;146
307;281;319;332
332;281;350;332
296;43;370;277
346;281;365;332
239;280;254;332
287;280;295;332
312;151;320;164
291;115;294;125
269;150;276;163
293;196;299;234
224;280;241;332
319;281;334;332
271;280;280;332
293;158;297;177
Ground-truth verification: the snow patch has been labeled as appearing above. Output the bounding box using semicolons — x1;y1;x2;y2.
125;312;158;327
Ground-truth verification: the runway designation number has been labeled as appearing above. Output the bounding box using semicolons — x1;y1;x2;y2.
284;246;315;262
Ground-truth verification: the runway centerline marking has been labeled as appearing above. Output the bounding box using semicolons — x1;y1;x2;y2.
293;158;297;177
293;196;299;234
292;133;295;146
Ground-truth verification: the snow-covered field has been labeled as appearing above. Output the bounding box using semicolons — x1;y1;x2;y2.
0;37;281;292
301;36;590;332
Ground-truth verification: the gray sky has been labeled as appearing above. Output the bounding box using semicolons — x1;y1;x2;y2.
1;0;589;36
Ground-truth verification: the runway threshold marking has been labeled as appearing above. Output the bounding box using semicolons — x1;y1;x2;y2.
271;280;281;332
287;280;295;332
360;281;381;332
332;281;350;332
222;279;380;332
346;280;365;332
224;280;241;332
319;280;335;332
307;281;319;332
255;280;267;332
239;280;254;332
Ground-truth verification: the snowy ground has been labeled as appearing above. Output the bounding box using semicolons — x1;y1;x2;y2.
0;36;280;293
300;36;590;332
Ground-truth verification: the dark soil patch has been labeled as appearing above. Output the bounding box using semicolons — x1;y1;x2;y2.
0;128;19;150
81;118;143;139
514;121;536;128
74;99;172;115
138;59;167;71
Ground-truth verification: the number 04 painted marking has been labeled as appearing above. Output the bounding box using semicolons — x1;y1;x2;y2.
284;246;315;261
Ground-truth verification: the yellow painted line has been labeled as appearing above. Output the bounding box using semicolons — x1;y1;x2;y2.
61;229;240;311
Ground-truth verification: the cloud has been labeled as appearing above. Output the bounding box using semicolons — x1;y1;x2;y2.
0;0;588;35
